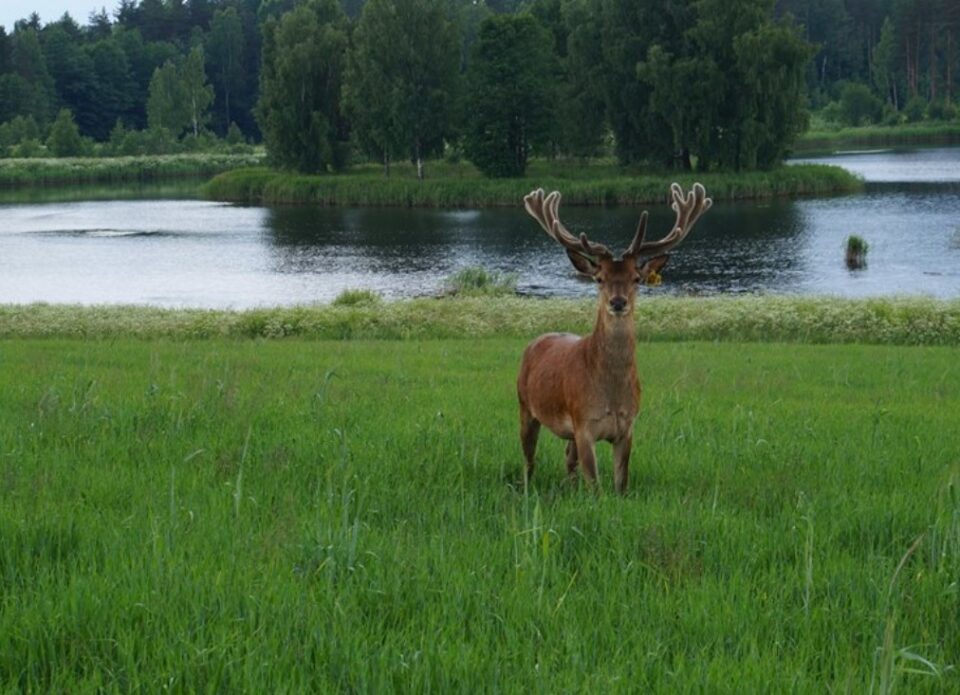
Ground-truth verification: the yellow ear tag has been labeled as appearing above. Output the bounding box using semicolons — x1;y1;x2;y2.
645;270;662;286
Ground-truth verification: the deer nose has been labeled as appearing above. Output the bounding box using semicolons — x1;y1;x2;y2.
609;296;627;313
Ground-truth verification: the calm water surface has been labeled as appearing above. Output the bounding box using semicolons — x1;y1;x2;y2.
2;147;959;307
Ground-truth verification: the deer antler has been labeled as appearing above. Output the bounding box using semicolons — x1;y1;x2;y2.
625;182;712;258
523;188;613;260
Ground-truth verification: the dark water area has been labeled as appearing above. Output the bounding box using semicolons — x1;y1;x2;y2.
2;147;959;308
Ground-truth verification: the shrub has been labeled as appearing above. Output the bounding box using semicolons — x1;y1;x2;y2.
845;235;868;270
118;127;180;156
839;83;883;126
881;104;905;126
927;99;958;122
46;109;86;157
444;266;518;296
817;101;843;128
331;288;383;306
11;138;45;158
225;122;245;145
0;115;41;153
903;95;927;123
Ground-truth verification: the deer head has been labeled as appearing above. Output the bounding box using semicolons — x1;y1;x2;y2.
523;183;712;317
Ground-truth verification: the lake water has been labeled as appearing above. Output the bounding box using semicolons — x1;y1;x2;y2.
2;147;959;307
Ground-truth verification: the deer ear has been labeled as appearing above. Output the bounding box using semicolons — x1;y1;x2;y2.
638;254;669;280
565;249;600;277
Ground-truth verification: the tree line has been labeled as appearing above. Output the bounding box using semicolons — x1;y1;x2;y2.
776;0;960;125
0;1;956;173
259;0;813;175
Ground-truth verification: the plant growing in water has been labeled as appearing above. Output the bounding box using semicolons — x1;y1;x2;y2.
332;288;383;306
846;235;869;269
443;266;518;296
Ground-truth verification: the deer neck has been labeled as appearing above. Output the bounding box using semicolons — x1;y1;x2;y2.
585;303;636;373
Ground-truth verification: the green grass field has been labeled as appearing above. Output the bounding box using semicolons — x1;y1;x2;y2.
2;335;959;691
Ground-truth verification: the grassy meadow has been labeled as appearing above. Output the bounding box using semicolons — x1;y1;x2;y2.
1;306;960;690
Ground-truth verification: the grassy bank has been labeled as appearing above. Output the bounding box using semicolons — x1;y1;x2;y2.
797;122;960;152
203;161;861;207
1;336;959;691
3;296;959;345
0;153;264;188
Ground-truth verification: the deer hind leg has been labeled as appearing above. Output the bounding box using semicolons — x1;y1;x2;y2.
574;433;599;488
520;407;541;484
613;434;632;494
564;441;578;481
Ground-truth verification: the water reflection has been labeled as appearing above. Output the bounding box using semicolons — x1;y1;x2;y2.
261;199;808;298
1;147;959;307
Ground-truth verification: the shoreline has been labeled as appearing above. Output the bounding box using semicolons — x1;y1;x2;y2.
795;123;960;153
0;153;263;188
2;295;958;345
201;164;862;207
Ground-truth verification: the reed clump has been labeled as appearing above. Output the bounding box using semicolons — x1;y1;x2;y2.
797;122;960;152
0;153;263;187
845;235;869;270
443;267;518;297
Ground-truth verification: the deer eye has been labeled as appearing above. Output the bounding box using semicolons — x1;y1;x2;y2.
595;277;604;284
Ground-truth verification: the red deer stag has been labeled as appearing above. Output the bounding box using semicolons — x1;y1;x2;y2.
517;183;712;493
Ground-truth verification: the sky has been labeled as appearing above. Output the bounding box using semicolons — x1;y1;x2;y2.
0;1;109;31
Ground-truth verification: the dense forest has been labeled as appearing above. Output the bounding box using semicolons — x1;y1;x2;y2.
0;0;957;174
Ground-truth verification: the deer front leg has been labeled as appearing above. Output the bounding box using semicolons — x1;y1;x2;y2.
520;407;541;485
564;441;578;481
613;434;632;494
574;433;599;488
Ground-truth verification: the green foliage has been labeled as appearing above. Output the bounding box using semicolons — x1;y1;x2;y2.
1;334;960;689
3;28;54;125
846;235;869;254
86;38;136;140
146;47;213;138
0;114;40;152
225;122;245;145
0;153;262;187
732;17;813;167
583;0;813;171
343;0;413;173
838;82;883;126
10;138;45;158
558;0;608;158
147;60;189;134
180;46;214;138
927;99;958;122
45;108;86;157
870;17;896;106
204;161;861;207
798;121;960;150
464;14;558;177
903;95;928;123
206;7;245;134
331;288;383;306
343;0;460;179
444;266;519;296
845;234;869;269
256;0;350;173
